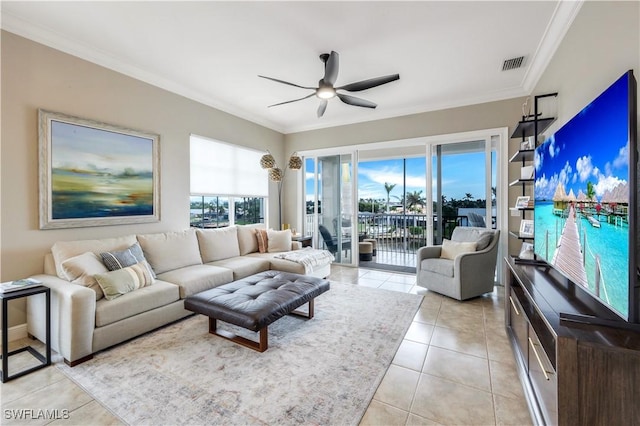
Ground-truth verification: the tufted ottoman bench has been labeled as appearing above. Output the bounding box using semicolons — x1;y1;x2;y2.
184;270;330;352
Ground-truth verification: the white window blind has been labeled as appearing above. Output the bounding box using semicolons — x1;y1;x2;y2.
190;135;268;197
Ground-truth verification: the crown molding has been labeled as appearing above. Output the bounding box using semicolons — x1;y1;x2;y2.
522;0;584;93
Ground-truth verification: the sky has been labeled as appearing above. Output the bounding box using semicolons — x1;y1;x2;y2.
51;120;153;173
305;151;494;203
534;72;630;201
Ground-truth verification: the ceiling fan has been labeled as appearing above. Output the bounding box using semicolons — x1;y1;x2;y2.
259;51;400;118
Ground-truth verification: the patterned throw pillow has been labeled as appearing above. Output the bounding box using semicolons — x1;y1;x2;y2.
101;242;156;278
255;229;269;253
94;262;155;301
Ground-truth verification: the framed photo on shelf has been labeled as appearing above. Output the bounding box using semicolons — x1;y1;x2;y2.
519;242;534;259
519;219;534;237
515;196;530;209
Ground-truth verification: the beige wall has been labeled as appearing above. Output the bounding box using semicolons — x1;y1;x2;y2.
0;32;284;325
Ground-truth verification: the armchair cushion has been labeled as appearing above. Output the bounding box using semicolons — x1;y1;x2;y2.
440;239;477;260
421;258;454;278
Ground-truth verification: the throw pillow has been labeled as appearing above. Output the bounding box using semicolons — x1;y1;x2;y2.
51;234;137;280
255;229;269;253
60;251;108;300
440;239;477;260
94;262;155;301
474;231;494;251
267;229;291;253
100;242;156;277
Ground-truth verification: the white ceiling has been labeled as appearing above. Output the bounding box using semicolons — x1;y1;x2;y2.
1;1;582;134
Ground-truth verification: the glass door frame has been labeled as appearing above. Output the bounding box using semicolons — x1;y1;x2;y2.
297;148;358;267
296;127;509;278
424;129;508;283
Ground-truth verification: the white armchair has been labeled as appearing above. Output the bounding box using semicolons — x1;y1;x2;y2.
416;227;500;300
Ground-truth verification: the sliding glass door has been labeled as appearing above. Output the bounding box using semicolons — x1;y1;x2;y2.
429;139;495;245
304;153;355;265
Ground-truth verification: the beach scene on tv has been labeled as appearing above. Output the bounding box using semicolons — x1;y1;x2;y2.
533;73;631;318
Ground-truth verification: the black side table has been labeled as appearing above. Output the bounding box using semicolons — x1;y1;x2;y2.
1;285;51;382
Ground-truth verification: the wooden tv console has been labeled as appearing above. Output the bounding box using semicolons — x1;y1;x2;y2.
504;256;640;425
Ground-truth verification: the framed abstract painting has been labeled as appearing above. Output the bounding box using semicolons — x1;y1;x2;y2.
38;109;160;229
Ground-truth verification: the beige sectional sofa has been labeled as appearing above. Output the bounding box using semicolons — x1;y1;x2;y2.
26;225;331;366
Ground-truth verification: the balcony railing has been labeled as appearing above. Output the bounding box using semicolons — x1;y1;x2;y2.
307;213;492;258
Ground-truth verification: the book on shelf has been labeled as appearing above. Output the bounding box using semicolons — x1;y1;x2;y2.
0;278;42;294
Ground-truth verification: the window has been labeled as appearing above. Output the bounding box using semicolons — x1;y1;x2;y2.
190;135;267;228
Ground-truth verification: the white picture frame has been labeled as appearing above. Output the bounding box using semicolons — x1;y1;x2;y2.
39;109;161;229
519;242;534;259
515;196;530;209
520;219;534;237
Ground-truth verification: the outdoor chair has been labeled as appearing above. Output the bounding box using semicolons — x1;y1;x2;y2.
416;226;500;300
319;224;350;256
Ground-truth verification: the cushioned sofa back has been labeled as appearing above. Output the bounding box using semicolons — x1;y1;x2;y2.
196;227;241;262
51;235;138;279
236;224;265;256
137;229;202;275
451;226;497;251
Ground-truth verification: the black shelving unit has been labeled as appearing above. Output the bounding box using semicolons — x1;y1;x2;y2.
509;93;558;244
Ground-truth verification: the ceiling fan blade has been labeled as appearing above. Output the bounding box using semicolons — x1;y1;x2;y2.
336;74;400;92
323;51;339;86
268;93;315;108
317;100;328;118
258;75;315;90
337;93;377;109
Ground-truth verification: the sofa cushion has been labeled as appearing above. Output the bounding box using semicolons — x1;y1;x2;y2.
440;239;477;260
51;234;137;279
95;280;180;327
267;229;292;253
207;256;270;280
421;258;454;278
94;262;155;301
60;252;108;300
100;242;156;278
157;264;233;298
247;252;306;275
137;229;202;275
237;224;265;255
196;227;240;263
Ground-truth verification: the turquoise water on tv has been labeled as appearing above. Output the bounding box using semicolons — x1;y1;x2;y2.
534;201;629;318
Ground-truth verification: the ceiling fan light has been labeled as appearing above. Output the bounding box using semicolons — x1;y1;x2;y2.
316;87;336;99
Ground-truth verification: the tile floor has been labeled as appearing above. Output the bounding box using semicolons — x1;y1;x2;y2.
0;266;532;426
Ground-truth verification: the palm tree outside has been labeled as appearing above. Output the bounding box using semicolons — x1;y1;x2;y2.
384;182;396;213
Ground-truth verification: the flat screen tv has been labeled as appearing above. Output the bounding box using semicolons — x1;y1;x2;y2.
533;70;638;323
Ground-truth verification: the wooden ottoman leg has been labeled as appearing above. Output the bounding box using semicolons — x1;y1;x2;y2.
209;317;268;352
290;299;315;319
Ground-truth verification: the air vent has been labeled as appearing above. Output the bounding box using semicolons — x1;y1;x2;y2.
502;56;525;71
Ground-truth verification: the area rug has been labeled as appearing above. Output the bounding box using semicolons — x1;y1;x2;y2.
57;281;422;425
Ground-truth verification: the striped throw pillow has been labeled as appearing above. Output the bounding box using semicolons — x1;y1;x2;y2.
100;242;156;278
94;262;155;301
255;229;269;253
